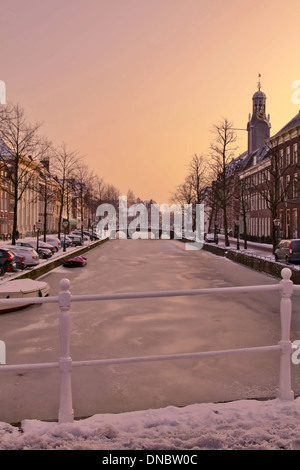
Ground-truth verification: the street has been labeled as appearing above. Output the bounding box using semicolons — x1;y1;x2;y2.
0;239;300;423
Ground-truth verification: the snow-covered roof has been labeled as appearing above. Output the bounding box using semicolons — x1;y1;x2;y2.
272;111;300;138
0;138;14;157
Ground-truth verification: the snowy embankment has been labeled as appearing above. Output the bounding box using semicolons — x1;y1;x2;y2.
0;240;94;285
0;398;300;450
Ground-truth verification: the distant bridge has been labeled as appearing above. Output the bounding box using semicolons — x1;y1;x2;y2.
107;227;176;240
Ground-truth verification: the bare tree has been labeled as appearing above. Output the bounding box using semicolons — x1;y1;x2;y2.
73;162;95;238
209;118;238;246
34;143;58;241
245;141;298;253
170;175;194;207
0;103;46;244
52;143;81;239
170;154;208;206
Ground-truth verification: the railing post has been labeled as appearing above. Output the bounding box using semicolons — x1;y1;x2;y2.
58;278;74;423
277;268;294;401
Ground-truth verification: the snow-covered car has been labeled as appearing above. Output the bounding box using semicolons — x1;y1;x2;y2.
205;233;218;243
26;239;56;254
2;244;39;267
15;241;53;259
67;235;83;246
70;231;89;241
60;235;72;248
39;237;61;252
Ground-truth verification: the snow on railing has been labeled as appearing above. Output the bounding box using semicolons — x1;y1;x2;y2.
0;267;299;424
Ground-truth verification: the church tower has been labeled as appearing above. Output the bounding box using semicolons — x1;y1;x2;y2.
247;74;271;155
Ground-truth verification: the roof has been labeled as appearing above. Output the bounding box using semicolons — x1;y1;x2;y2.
225;150;248;176
0;138;14;157
237;144;270;173
253;90;266;100
273;111;300;137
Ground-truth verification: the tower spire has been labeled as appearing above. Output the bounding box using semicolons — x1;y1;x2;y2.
257;73;262;91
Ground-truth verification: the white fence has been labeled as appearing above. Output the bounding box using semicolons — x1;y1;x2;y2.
0;267;299;424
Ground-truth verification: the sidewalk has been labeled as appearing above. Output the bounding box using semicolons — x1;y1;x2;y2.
217;235;273;258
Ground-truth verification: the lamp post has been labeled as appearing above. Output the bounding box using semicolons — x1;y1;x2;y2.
35;220;42;253
273;218;281;252
62;220;68;252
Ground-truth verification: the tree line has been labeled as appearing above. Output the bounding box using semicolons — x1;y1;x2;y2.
0;102;135;244
170;117;298;252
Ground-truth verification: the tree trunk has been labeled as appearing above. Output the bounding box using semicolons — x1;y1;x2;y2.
242;209;248;250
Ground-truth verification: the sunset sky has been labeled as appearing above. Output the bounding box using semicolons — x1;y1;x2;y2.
1;0;300;204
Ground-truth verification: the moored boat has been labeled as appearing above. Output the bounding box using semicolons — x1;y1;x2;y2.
0;279;50;313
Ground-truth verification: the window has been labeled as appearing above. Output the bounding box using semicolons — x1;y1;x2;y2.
286;146;291;166
286;209;291;238
293;174;298;198
293;143;298;164
286;175;291;199
280;177;283;197
293;208;298;238
279;149;284;168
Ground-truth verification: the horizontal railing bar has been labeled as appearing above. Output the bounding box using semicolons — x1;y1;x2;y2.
0;345;282;372
0;362;59;371
71;345;282;367
0;284;281;307
0;296;59;306
68;284;281;303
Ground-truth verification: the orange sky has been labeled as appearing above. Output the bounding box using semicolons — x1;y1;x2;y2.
1;0;300;204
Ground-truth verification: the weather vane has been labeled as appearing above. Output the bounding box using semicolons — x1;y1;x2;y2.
257;73;262;91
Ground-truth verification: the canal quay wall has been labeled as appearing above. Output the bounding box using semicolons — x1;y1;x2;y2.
11;238;109;281
198;241;300;284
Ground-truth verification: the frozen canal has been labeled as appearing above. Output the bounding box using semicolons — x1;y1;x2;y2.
0;239;300;423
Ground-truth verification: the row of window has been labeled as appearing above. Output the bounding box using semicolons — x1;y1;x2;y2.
247;208;298;238
279;143;298;167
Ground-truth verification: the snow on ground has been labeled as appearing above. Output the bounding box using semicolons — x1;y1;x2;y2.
1;238;299;450
0;240;93;284
0;398;300;450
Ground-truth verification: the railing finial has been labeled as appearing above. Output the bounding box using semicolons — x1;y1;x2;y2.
281;267;292;280
60;278;70;292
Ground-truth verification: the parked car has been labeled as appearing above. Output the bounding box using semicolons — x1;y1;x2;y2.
14;255;26;270
60;235;73;248
275;239;300;264
39;237;61;252
70;231;89;241
0;248;17;275
205;233;218;244
15;241;53;259
67;235;83;247
27;239;56;254
2;244;39;267
24;238;56;255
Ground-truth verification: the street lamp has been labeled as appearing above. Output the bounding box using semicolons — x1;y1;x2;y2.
35;220;42;252
62;220;68;252
273;218;281;250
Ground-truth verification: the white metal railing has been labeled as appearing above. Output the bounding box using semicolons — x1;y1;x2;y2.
0;267;299;424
